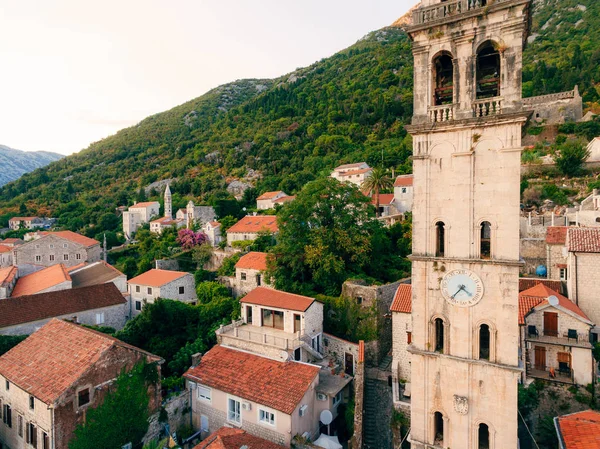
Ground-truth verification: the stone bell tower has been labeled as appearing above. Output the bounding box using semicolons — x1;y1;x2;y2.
164;184;172;219
405;0;531;448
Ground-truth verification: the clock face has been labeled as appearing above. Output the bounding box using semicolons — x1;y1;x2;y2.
440;269;484;307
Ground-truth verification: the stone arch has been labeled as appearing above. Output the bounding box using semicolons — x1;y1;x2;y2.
474;320;497;362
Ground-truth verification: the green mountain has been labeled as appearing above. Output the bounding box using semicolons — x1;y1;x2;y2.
1;0;598;232
0;145;63;187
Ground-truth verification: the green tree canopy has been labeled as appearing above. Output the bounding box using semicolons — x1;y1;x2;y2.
361;167;394;217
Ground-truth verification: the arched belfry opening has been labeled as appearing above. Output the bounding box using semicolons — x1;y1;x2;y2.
433;53;454;106
435;221;445;257
478;423;490;448
479;324;490;360
480;221;491;259
476;42;501;99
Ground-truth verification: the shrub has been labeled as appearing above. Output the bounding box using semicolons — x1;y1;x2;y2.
555;140;590;177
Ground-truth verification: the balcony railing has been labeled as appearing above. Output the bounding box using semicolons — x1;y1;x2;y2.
526;331;592;349
429;104;455;123
472;97;503;118
412;0;512;26
217;321;303;351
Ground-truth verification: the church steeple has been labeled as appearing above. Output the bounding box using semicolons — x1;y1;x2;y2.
164;184;172;219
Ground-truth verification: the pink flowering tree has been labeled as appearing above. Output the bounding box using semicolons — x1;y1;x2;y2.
177;228;208;250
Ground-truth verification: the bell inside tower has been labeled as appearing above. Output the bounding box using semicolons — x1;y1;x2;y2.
476;42;500;99
433;53;454;106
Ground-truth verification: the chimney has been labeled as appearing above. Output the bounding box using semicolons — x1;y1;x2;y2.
191;353;203;367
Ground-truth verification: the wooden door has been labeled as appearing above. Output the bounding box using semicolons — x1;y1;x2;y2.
544;312;558;337
246;306;253;325
345;353;354;375
534;346;546;371
294;314;301;333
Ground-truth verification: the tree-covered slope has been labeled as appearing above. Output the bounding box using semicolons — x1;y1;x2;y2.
0;145;63;187
2;0;600;232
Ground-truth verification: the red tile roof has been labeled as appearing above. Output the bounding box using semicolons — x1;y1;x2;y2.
11;264;71;297
547;226;568;245
128;269;189;287
257;191;286;201
227;216;278;234
0;267;17;287
235;252;268;271
0;245;11;253
150;217;181;226
567;228;600;253
519;284;590;325
0;283;127;329
241;287;315;312
0;238;23;246
273;195;295;204
519;278;563;294
193;427;286;449
130;201;159;208
391;284;411;313
0;319;161;405
335;162;368;171
371;194;395;206
339;168;372;177
9;216;40;222
184;345;319;414
208;221;221;227
556;410;600;449
394;175;414;187
40;231;99;248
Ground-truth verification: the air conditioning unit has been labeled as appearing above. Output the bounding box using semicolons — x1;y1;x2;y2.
299;404;308;416
317;393;327;402
242;402;252;411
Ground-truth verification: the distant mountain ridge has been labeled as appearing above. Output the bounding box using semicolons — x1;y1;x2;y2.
0;145;63;187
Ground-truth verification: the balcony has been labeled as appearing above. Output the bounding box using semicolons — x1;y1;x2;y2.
429;104;456;123
472;97;503;118
528;367;574;384
216;320;303;351
525;330;592;349
412;0;512;27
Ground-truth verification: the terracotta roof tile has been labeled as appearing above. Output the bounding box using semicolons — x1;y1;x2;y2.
241;287;315;312
0;319;161;405
339;168;372;177
226;216;278;234
335;162;368;171
194;428;286;449
519;284;590;325
0;238;23;246
0;283;127;328
257;191;286;201
130;202;159;208
547;226;568;245
519;278;563;293
0;267;17;287
11;264;71;297
128;268;189;287
273;195;295;204
394;175;414;187
40;231;99;248
0;245;11;253
391;284;411;313
371;194;395;206
9;216;40;221
235;252;268;271
567;228;600;253
557;410;600;449
184;346;319;414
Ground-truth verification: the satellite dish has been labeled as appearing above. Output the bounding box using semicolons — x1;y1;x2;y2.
279;350;290;361
548;295;559;307
320;409;333;425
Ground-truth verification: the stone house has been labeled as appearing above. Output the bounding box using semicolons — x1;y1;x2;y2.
520;284;594;386
122;201;160;239
150;216;185;234
182;201;217;229
217;287;324;363
230;252;271;297
13;231;101;269
393;175;414;213
546;226;569;282
322;333;359;377
8;217;42;231
11;264;72;297
0;246;12;268
256;191;288;210
272;196;295;207
0;267;17;300
565;228;600;341
226;215;278;246
330;162;372;187
0;283;129;335
0;239;23;248
184;345;350;447
587;138;600;163
202;221;222;247
554;410;600;449
128;269;197;315
370;194;399;218
391;284;412;386
0;319;162;449
193;427;286;449
69;261;128;293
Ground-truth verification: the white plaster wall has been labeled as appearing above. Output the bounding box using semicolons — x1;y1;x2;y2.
392;312;412;382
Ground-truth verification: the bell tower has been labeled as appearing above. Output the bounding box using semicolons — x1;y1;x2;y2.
405;0;531;448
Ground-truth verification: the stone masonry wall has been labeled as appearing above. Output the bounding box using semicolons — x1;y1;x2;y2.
349;341;364;449
547;244;568;281
159;274;198;303
14;234;99;268
520;238;546;275
323;333;359;375
144;392;190;444
569;252;600;331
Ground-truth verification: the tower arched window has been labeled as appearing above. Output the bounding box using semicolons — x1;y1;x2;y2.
479;324;490;360
435;318;445;352
476;42;501;99
434;412;444;445
478;423;490;449
435;222;445;257
480;221;491;259
433;53;454;106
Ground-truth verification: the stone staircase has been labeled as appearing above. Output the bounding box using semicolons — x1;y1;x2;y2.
378;354;393;372
363;378;380;449
301;342;324;360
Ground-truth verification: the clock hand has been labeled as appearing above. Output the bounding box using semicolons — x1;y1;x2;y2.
459;285;473;297
451;285;464;299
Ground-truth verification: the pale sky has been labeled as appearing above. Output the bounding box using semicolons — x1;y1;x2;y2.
1;1;414;156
